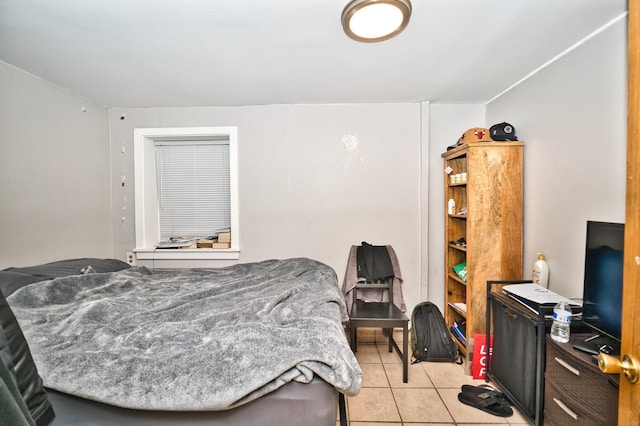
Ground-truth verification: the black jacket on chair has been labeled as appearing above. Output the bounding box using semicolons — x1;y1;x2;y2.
356;242;394;282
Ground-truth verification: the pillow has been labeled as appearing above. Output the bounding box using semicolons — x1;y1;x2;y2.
0;292;55;425
0;272;47;298
3;258;131;279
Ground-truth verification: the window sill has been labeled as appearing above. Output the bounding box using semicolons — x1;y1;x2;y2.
134;248;240;260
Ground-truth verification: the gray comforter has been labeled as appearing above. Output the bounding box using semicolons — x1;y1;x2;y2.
7;258;362;411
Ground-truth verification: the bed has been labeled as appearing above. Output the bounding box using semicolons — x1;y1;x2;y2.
0;257;361;426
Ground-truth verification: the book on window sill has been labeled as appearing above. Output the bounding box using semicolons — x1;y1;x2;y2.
197;239;213;248
502;283;581;316
217;232;231;243
156;238;199;249
210;242;230;249
197;239;230;249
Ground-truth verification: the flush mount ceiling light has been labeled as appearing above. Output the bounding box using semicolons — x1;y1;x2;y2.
342;0;412;43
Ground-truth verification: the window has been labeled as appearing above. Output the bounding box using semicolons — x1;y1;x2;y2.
155;141;230;238
134;127;239;260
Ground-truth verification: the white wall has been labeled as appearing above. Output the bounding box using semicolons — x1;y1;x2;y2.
486;17;627;300
110;103;424;314
0;61;113;268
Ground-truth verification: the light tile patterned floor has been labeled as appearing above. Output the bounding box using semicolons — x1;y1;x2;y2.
338;328;530;426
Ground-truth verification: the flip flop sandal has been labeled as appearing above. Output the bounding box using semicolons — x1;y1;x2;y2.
458;388;513;417
461;384;510;406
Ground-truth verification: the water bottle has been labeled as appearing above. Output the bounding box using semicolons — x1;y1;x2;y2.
550;300;572;343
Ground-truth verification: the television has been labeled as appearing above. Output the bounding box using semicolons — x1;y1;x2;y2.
574;221;624;353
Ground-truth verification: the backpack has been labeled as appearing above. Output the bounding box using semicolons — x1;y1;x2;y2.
410;301;459;363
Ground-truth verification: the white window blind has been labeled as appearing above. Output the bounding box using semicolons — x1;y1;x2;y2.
154;140;230;239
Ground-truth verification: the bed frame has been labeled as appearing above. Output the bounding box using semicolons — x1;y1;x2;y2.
48;377;339;426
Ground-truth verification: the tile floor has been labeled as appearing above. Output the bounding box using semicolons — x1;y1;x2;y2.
339;328;530;425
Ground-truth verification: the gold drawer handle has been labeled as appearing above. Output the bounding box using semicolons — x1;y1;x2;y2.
553;398;578;420
554;357;580;376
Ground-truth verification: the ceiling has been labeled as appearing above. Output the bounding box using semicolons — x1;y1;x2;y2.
0;0;628;108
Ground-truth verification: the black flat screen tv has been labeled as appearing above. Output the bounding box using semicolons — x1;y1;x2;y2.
581;220;624;344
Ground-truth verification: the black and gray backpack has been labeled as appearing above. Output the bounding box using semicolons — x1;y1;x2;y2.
410;301;459;363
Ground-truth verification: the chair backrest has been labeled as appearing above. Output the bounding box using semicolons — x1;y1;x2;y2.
353;277;393;304
354;242;394;303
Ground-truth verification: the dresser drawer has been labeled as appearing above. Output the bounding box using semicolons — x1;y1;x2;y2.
545;340;618;416
544;379;614;426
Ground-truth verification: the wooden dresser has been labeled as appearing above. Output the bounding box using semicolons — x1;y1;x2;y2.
544;334;619;425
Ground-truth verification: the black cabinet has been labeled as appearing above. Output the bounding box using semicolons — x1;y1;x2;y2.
485;281;615;425
486;280;551;426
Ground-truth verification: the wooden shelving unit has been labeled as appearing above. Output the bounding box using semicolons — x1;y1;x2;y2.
442;141;524;356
